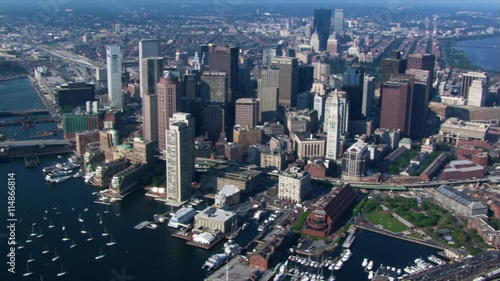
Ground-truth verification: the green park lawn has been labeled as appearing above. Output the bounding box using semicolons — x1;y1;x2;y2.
365;210;409;233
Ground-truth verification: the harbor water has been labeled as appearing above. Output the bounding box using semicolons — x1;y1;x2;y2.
1;78;442;281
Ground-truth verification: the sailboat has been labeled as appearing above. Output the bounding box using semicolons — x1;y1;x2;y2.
37;227;44;238
86;230;94;242
52;248;61;262
62;231;70;241
95;246;105;260
45;208;48;214
26;234;33;243
78;213;84;223
17;240;25;249
102;226;109;237
61;220;66;231
30;225;37;237
48;220;55;229
42;245;50;254
71;205;75;211
23;263;34;277
104;206;110;214
56;264;68;277
81;223;87;234
27;253;35;263
106;234;116;246
70;239;76;248
99;215;103;225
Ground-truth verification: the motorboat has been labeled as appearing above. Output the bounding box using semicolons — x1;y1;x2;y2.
368;271;374;280
362;258;368;267
366;261;373;271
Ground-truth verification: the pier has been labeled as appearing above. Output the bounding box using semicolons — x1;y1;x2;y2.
0;117;60;126
0;109;50;117
354;223;446;250
0;139;73;159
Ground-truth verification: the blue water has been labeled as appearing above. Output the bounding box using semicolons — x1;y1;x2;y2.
0;78;44;110
454;36;500;71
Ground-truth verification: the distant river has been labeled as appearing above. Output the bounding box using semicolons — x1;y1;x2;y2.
454;36;500;71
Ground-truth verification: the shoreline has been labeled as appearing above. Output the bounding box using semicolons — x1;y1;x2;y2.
0;75;28;82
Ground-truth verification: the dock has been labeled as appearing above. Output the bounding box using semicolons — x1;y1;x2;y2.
134;221;151;230
342;230;356;248
93;200;111;206
24;156;39;167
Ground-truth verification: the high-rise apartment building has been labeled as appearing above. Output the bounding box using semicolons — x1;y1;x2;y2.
106;45;122;110
324;90;349;161
362;75;375;118
258;68;280;123
380;75;414;137
208;45;239;102
139;39;161;98
333;8;344;34
166;113;195;203
313;8;332;51
271;57;298;109
157;72;181;152
235;98;259;127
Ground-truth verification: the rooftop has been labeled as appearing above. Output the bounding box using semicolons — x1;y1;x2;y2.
196;207;235;222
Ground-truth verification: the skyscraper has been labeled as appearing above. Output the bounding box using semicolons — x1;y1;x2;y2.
106;45;122;110
157;72;181;152
263;45;283;67
271;57;298;109
467;80;487;107
140;57;163;97
203;104;225;143
333;8;344;34
200;71;228;104
342;65;364;120
381;51;407;82
208;45;239;102
461;72;488;100
362;75;375;118
407;53;435;100
258;68;280;123
235;98;259;127
406;69;430;139
139;39;161;98
310;32;320;53
298;64;315;93
380;74;414;137
166;113;195;203
313;8;332;51
327;38;338;54
142;92;158;143
324;90;349;161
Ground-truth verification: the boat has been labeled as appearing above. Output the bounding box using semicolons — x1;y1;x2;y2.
104;206;110;214
241;222;249;230
274;273;285;281
202;253;228;270
49;175;71;183
327;275;336;281
62;231;69;241
26;237;33;243
43;165;59;173
84;172;95;183
78;213;84;223
168;207;196;228
62;221;66;231
36;227;44;238
362;258;368;267
52;249;60;262
57;264;68;277
81;224;87;234
368;271;374;280
99;215;103;225
83;208;88;212
86;231;94;242
23;263;34;277
106;234;116;246
397;268;401;275
341;249;352;262
30;225;37;237
334;260;343;270
253;210;266;221
42;245;50;254
70;239;76;248
45;208;48;214
27;253;35;263
147;223;158;229
95;246;105;260
17;241;25;249
366;261;373;271
102;226;109;236
224;243;241;256
48;220;55;229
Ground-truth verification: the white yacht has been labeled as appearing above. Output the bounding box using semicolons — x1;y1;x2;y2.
368;271;374;280
366;261;373;271
334;260;343;271
362;258;368;267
